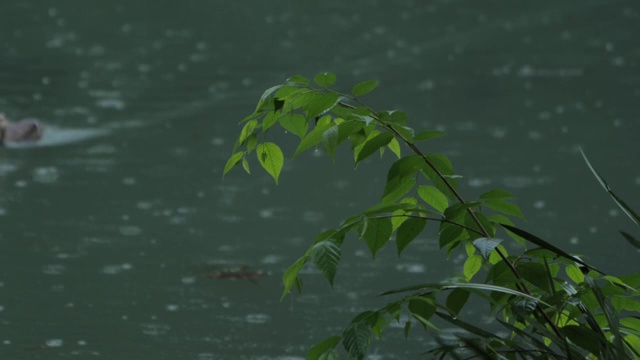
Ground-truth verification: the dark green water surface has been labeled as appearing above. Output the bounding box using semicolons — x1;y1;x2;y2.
0;1;639;358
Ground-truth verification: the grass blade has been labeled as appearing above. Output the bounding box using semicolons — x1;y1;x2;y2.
580;148;640;228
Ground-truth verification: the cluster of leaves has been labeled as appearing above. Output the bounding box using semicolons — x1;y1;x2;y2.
224;73;640;359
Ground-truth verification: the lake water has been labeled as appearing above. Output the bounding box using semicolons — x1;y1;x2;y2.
1;1;639;358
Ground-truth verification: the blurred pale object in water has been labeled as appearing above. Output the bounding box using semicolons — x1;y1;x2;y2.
0;113;43;144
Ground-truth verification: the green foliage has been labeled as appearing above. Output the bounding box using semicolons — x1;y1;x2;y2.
311;240;341;287
256;142;283;184
351;80;378;96
226;73;640;359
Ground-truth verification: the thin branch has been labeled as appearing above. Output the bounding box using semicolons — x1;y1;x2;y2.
336;96;565;341
368;213;485;237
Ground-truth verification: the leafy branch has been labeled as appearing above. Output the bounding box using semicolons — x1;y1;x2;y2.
225;73;640;359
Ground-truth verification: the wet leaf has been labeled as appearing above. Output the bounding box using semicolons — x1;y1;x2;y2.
472;237;503;261
223;151;244;177
387;137;401;158
479;189;514;200
314;72;336;87
355;132;394;164
322;125;339;160
342;320;370;360
311;241;341;286
306;92;340;119
307;336;341;360
396;217;426;255
417;185;448;213
287;74;310;85
257;142;284;184
280;113;308;138
483;199;524;219
464;254;483;280
295;117;333;156
446;288;470;316
281;256;308;300
361;217;392;258
414;130;445;141
352;79;378;96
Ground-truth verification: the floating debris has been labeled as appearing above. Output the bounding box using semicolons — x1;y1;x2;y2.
204;265;266;283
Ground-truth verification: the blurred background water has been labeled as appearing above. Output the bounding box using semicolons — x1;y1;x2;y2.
0;0;638;358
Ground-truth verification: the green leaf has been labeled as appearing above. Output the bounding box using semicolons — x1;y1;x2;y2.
445;202;480;222
281;255;309;300
513;296;538;315
391;198;419;231
560;325;606;355
389;124;415;142
408;296;436;329
311;241;341;286
336;120;364;144
291;90;321;110
396;217;427;255
387;155;426;179
245;134;258;152
465;211;496;237
414;130;445;141
387;137;401;158
566;264;585;283
307;336;341;360
603;275;636;291
624;334;640;359
612;296;640;312
355;132;394;164
621;317;640;331
381;176;416;205
294;117;334;156
472;237;503;261
403;320;412;338
238;119;258;146
262;110;280;131
483;199;524;219
421;154;459;200
256;142;284;184
380;111;408;125
486;259;517;288
254;84;282;112
274;85;303;101
417;185;448;213
364;203;415;216
488;245;506;265
361;217;392;258
408;297;436;327
464;254;483;280
446;288;470;316
438;221;465;250
223;151;244;177
241;157;250;174
322;125;339;160
621;231;640;251
479;189;514;200
517;262;552;293
381;282;552;307
351;79;379;96
501;224;603;275
306;92;341;119
314;72;336;88
343;320;370;360
287;74;310;85
371;315;386;339
280;113;308;138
